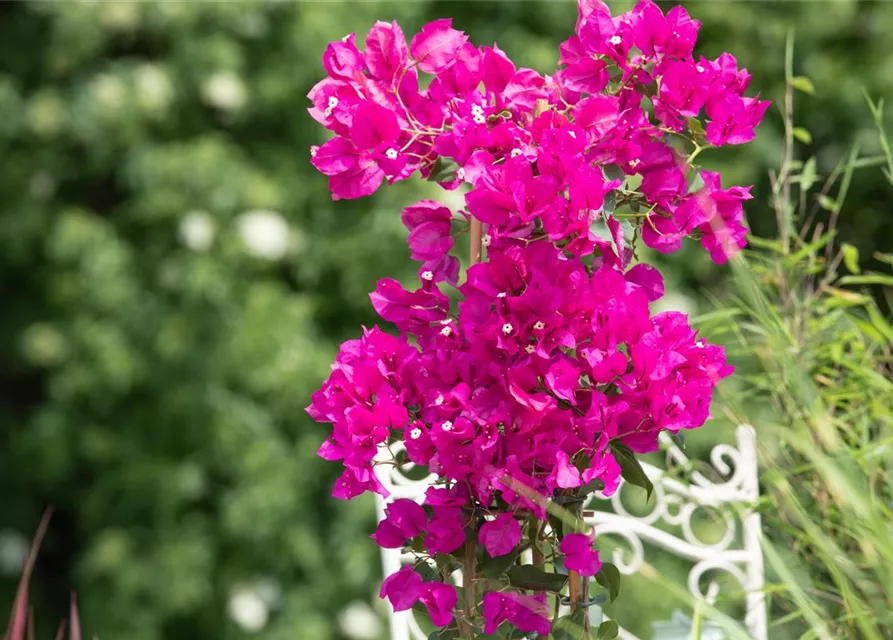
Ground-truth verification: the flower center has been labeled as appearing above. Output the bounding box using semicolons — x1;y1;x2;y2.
324;96;339;117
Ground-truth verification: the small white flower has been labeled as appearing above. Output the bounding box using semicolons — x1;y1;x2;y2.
324;97;339;117
502;323;513;335
510;148;522;158
385;148;398;160
525;345;536;354
310;147;318;158
496;292;506;298
410;427;422;440
471;104;484;116
696;65;705;73
629;158;640;168
434;395;444;406
440;326;452;337
609;35;622;46
441;420;453;431
456;167;466;181
482;234;492;247
421;270;434;281
473;114;487;125
534;321;545;330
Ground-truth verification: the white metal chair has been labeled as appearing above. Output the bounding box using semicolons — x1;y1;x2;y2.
374;425;766;640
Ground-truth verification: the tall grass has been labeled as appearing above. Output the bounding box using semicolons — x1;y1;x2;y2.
698;59;893;638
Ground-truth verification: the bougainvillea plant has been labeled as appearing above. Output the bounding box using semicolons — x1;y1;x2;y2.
307;1;767;638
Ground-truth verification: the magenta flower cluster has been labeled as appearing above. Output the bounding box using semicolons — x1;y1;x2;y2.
307;1;765;636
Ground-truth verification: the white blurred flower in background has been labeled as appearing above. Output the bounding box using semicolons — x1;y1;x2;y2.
202;71;247;112
227;577;282;633
135;64;174;114
179;210;216;251
0;529;28;576
228;586;268;633
338;600;382;640
237;209;290;260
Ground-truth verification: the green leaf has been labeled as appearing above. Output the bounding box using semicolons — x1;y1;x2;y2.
603;164;624;182
793;126;812;145
603;190;616;215
791;75;815;95
427;157;458;183
552;608;587;640
785;230;836;266
579;477;606;498
747;235;786;253
818;194;837;212
415;561;440;582
839;274;893;287
428;627;460;640
480;547;521;579
874;251;893;266
800;157;818;191
435;553;457;574
609;441;654;499
506;564;568;592
686;117;706;140
597;620;620;640
842;243;860;274
595;562;622;602
687;171;705;194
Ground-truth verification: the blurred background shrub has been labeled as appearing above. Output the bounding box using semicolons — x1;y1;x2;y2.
0;1;890;639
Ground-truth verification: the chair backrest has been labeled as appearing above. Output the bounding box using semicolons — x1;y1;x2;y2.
374;425;766;640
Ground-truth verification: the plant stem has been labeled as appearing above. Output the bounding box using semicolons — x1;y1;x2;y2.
469;218;482;266
462;539;476;638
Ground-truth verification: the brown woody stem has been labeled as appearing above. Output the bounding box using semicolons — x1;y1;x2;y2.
469;218;482;266
461;539;476;638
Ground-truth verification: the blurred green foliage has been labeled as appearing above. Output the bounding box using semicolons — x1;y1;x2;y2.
0;2;891;639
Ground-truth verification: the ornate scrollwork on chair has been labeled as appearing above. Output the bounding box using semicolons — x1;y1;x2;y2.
582;425;766;640
373;425;766;640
